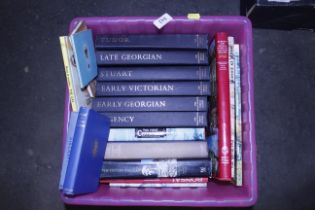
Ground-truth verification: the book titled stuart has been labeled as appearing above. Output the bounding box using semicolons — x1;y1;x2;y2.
61;107;110;196
96;50;209;66
210;32;232;181
92;96;208;112
100;159;211;178
95;81;210;96
103;112;207;127
95;34;209;50
97;66;210;81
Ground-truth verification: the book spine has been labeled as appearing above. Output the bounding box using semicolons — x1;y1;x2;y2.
104;141;209;160
95;34;209;50
92;96;208;112
59;112;79;190
59;36;78;112
97;66;210;81
234;44;243;186
228;36;236;181
108;183;207;188
100;159;211;179
95;50;209;66
108;128;205;141
95;81;210;96
100;177;208;184
103;112;208;127
215;32;232;181
62;108;89;195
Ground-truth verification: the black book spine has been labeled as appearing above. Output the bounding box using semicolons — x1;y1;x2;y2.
100;159;212;179
95;50;209;66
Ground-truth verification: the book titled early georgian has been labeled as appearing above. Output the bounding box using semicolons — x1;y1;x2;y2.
95;81;210;96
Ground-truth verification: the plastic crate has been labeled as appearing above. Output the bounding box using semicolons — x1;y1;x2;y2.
60;16;257;207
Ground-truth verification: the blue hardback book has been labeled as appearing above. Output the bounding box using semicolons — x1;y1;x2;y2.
92;96;208;112
70;29;97;88
59;112;79;190
102;112;207;127
62;107;110;195
95;81;211;96
95;34;209;50
100;159;212;178
95;50;209;66
97;66;210;81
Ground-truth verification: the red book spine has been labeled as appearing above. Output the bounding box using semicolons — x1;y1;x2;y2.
100;177;208;184
215;32;232;181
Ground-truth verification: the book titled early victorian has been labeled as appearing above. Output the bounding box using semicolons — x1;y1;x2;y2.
95;81;210;96
97;66;210;81
95;34;209;50
96;50;209;66
92;96;208;112
103;112;207;127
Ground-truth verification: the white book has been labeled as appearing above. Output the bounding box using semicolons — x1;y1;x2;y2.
228;36;236;180
104;141;208;160
234;44;243;186
109;183;207;188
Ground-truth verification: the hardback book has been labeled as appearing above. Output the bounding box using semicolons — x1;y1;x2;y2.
104;141;208;160
92;96;208;112
59;112;79;190
95;81;210;96
95;50;209;66
70;29;97;88
100;159;211;178
100;177;208;184
209;32;232;181
102;112;208;127
234;44;243;186
95;34;209;50
108;183;207;188
97;66;210;81
108;128;205;141
61;107;110;195
228;36;236;180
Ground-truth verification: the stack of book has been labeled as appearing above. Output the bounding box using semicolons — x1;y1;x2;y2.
92;34;212;187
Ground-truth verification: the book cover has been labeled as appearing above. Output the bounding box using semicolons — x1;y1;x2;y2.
97;66;210;81
95;50;209;66
95;34;209;50
108;128;205;141
70;29;97;88
62;107;110;195
108;183;207;188
210;32;232;181
100;159;211;178
228;36;236;180
104;141;209;160
234;44;243;186
100;177;208;184
59;112;79;190
103;112;208;127
95;81;210;96
92;96;208;112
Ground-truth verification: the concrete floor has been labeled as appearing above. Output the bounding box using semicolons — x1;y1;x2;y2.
0;0;314;210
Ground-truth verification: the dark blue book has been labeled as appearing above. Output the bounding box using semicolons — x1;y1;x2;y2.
95;81;210;96
95;50;209;66
95;34;209;50
100;159;212;178
92;96;208;112
97;66;210;81
62;107;110;196
102;112;207;127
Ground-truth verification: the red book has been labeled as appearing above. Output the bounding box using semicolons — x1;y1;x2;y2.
100;177;208;184
213;32;232;181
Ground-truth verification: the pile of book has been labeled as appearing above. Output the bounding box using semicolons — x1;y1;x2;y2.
58;21;243;195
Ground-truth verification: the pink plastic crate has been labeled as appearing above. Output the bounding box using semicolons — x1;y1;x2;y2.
60;16;257;207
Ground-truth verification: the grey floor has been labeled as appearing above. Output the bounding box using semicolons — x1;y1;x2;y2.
0;0;314;210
